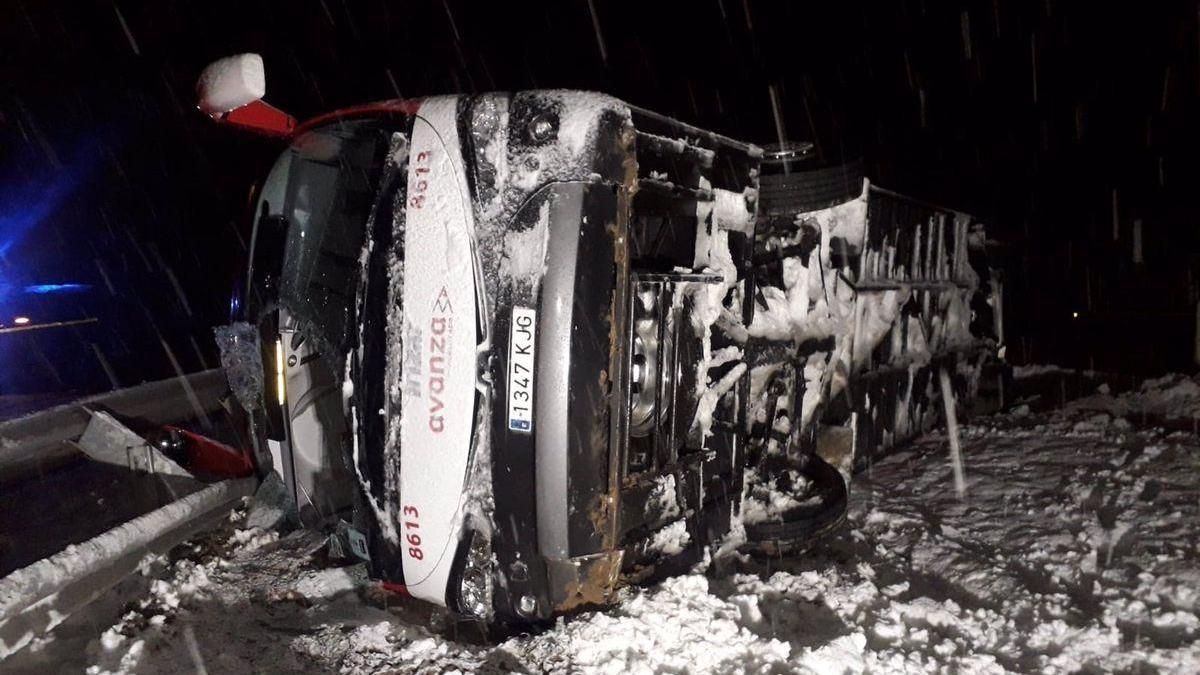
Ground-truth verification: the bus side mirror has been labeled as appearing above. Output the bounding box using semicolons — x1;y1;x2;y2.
198;54;266;114
197;54;296;137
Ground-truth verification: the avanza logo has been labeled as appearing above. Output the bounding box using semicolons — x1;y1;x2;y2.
427;286;454;433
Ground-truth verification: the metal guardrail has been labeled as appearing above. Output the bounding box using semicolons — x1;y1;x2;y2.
0;317;99;336
0;369;229;486
0;477;256;659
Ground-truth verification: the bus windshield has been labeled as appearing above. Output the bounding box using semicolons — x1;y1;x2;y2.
249;119;394;356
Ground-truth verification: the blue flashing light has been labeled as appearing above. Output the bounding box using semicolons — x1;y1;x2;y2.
23;283;90;294
0;128;116;260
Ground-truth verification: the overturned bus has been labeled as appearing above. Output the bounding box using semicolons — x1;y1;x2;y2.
201;54;1004;624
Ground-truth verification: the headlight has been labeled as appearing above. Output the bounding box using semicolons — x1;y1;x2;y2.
456;527;492;620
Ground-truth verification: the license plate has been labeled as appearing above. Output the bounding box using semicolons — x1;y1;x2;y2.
507;306;537;431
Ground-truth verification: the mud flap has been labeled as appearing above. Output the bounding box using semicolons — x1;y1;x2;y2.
815;424;855;490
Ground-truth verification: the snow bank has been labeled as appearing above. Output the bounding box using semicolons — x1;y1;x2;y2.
1065;371;1200;422
1125;373;1200;420
1011;363;1070;379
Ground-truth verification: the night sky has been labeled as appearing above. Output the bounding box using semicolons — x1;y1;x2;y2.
2;0;1198;395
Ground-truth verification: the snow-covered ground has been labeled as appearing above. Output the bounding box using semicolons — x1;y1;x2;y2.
66;396;1200;674
1069;372;1200;425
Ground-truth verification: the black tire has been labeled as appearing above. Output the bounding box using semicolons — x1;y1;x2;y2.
743;453;849;556
758;159;865;217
